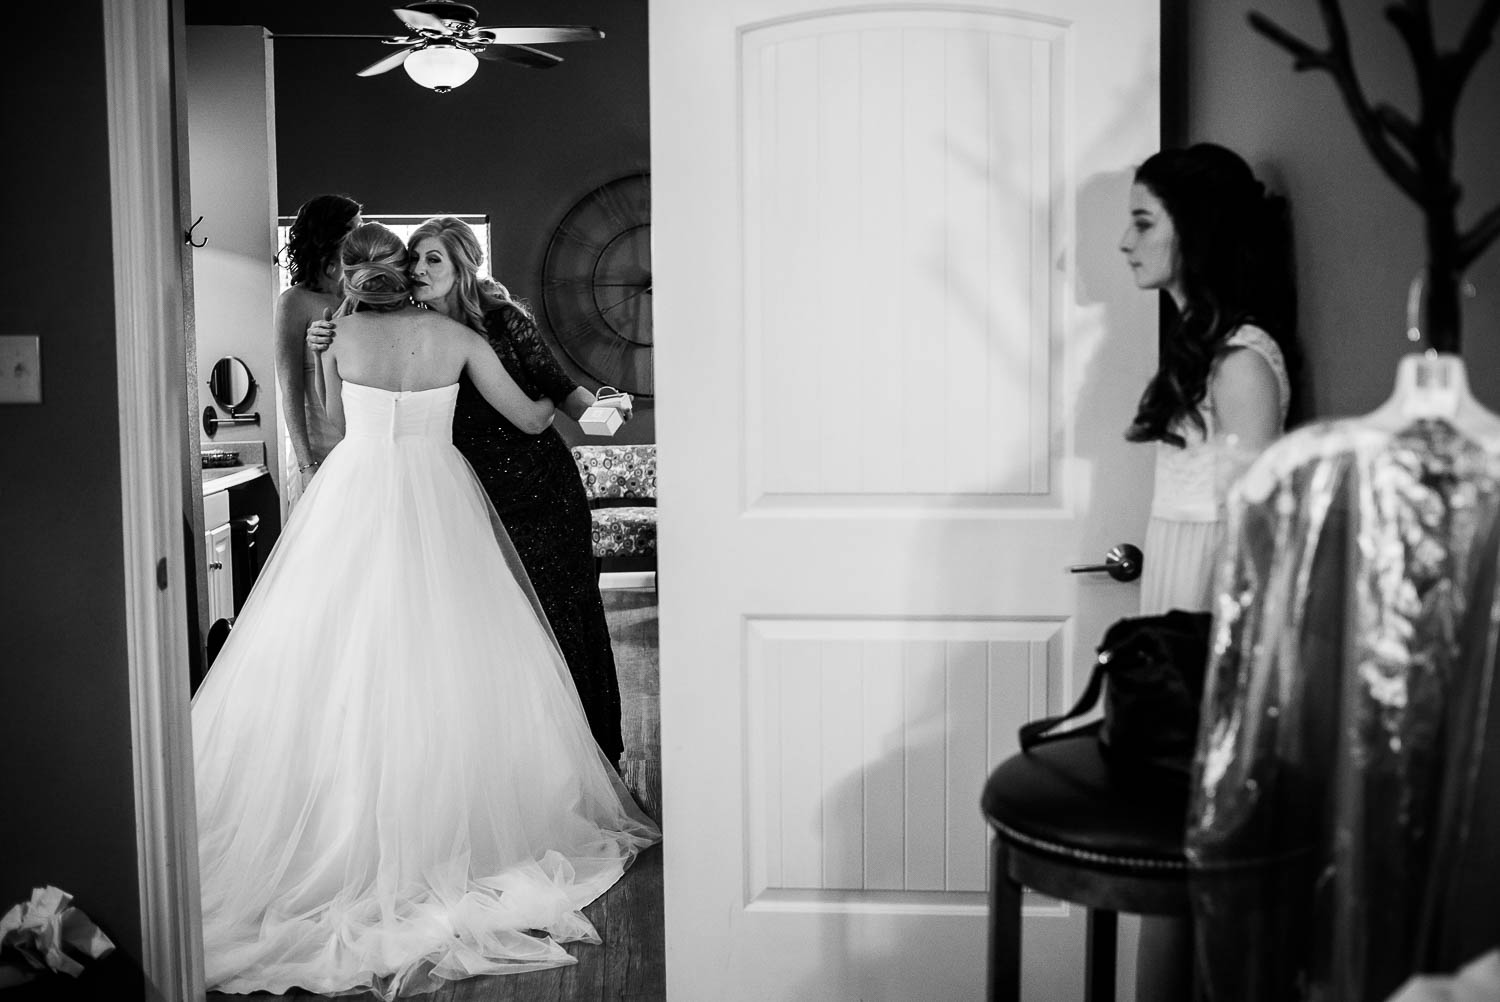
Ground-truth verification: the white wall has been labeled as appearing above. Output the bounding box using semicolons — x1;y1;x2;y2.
187;26;282;486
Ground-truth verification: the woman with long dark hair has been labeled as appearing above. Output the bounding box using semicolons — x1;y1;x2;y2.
1118;142;1300;999
1122;142;1300;615
276;193;362;503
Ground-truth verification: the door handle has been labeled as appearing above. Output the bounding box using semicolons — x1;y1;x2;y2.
1068;543;1142;582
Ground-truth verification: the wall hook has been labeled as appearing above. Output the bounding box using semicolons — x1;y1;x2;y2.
185;216;207;248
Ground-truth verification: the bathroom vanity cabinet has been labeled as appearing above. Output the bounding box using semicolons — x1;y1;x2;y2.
200;463;280;631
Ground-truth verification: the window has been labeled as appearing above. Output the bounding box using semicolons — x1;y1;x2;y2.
275;214;491;295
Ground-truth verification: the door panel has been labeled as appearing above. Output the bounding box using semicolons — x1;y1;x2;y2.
746;621;1059;901
653;0;1159;996
745;11;1062;507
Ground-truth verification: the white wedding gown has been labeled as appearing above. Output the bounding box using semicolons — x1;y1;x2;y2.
192;380;660;999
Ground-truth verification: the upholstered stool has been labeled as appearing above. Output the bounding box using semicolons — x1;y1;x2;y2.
571;444;658;577
981;729;1191;1001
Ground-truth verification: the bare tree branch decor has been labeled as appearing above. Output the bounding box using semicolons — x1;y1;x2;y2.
1249;0;1500;352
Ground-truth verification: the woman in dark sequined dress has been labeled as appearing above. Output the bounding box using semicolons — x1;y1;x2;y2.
309;216;634;765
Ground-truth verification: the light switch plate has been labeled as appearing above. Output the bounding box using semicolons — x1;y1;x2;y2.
0;335;42;404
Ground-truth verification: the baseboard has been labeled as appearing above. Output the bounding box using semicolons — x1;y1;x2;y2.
600;570;658;591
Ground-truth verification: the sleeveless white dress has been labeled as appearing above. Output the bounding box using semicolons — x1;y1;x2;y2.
193;380;660;999
1139;326;1290;614
280;346;342;507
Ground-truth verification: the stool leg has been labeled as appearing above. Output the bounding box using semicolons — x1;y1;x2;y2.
987;836;1022;1002
1084;908;1117;1002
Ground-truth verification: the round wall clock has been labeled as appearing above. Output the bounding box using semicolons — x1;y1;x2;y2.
541;172;653;397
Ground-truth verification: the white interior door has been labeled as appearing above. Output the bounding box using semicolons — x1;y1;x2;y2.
653;1;1159;997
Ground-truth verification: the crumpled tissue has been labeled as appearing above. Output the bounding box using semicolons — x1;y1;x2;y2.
0;886;115;977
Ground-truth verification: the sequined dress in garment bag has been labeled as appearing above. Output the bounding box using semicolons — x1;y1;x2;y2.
192;381;660;1000
1188;416;1500;1001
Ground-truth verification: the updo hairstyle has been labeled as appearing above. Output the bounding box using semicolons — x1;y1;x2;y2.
340;222;412;312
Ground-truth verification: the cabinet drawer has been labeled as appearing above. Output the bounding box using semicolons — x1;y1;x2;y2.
204;489;231;529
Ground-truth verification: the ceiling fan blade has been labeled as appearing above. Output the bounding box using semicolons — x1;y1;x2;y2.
476;43;564;68
356;46;415;77
395;8;453;33
273;33;396;39
474;25;605;45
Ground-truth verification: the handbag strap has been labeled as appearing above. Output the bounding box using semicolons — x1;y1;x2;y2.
1018;656;1109;750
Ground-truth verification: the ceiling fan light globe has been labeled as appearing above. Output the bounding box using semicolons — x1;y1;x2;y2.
403;45;478;91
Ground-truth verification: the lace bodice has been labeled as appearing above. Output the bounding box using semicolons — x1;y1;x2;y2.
1150;326;1291;521
341;380;459;443
451;304;580;507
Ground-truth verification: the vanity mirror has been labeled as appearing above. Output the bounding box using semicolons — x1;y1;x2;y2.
208;356;255;411
203;355;261;436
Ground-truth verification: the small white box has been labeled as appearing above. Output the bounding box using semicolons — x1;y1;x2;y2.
579;403;624;436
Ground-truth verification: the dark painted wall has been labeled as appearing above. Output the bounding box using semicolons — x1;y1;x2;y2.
191;0;654;443
0;0;143;980
1184;1;1500;421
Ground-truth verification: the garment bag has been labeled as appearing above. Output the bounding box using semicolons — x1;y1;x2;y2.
1187;334;1500;1001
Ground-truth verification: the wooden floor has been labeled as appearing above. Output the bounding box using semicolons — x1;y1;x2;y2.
209;586;664;1002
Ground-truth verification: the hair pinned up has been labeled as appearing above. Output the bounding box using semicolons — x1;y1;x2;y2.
340;222;412;312
1125;143;1301;446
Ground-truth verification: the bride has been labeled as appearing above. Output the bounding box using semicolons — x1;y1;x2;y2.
191;222;660;999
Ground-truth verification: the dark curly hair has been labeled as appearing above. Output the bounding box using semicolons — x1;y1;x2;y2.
284;194;362;288
1125;144;1300;447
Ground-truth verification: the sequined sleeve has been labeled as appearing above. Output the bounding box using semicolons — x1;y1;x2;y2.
493;307;579;405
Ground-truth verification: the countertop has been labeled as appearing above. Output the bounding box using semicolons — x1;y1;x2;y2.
201;464;269;496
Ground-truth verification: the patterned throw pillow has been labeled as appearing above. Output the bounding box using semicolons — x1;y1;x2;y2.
572;444;658;501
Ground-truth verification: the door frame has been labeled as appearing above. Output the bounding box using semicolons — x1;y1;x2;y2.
106;0;206;997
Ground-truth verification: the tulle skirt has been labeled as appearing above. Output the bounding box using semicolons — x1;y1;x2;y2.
191;434;660;998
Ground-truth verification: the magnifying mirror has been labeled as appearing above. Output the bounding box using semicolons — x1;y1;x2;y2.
203;356;261;437
208;356;255;412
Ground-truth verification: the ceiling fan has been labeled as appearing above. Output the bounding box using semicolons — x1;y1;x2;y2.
281;3;605;93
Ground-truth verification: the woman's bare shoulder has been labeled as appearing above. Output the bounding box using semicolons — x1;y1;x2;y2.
277;284;337;308
276;284;339;323
415;310;483;345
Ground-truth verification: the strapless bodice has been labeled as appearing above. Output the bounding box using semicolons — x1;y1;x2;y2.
341;381;459;443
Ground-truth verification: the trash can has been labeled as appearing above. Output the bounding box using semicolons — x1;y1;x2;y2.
230;514;261;614
205;618;233;670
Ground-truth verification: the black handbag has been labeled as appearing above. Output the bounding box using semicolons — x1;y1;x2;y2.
1018;609;1213;774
